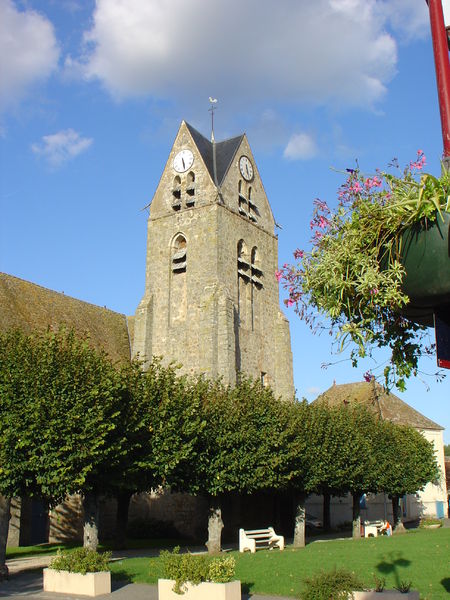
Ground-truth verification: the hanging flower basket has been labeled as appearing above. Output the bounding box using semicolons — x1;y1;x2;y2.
278;151;450;390
400;211;450;308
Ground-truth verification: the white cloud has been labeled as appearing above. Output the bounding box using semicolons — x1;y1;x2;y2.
0;0;59;111
69;0;402;110
31;129;93;167
284;133;318;160
380;0;429;42
306;386;321;396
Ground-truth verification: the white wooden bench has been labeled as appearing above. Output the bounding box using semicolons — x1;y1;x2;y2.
364;520;384;537
239;527;284;553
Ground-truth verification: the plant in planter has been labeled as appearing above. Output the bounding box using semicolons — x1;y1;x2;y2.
299;567;363;599
278;152;450;390
43;548;112;597
158;546;240;599
420;517;443;529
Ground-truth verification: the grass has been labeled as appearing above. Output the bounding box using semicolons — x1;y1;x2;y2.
108;528;450;599
5;538;182;560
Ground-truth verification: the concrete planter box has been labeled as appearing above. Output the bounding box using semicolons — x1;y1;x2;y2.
43;568;111;596
158;578;241;600
352;591;419;600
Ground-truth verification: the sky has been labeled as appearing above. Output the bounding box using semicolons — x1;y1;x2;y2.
1;0;449;442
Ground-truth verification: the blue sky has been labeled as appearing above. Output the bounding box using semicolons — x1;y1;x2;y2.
1;0;449;442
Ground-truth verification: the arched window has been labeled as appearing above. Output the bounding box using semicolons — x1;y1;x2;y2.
251;246;263;289
172;176;181;210
170;234;187;325
248;187;258;223
186;171;195;207
238;180;247;216
172;234;187;273
237;240;251;327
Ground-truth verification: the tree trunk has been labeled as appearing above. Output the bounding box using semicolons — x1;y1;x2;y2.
205;497;223;555
114;491;133;550
292;491;306;548
391;496;405;533
352;492;362;539
83;493;99;551
323;492;331;531
0;496;11;581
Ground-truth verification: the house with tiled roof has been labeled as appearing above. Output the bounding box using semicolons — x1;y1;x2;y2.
306;381;448;524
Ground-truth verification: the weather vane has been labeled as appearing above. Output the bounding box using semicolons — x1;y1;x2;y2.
209;97;218;142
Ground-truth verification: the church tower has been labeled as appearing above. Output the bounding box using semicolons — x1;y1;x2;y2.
133;121;294;400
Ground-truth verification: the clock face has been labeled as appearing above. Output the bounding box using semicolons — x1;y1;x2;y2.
239;155;254;181
173;149;194;173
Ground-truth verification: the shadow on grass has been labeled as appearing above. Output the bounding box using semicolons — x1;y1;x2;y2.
6;543;77;560
441;578;450;593
241;582;255;599
111;574;134;591
376;553;411;588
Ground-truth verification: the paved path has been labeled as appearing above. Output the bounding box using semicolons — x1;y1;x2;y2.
0;555;293;600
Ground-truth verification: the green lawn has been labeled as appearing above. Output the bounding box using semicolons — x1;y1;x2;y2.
109;528;450;599
5;538;182;560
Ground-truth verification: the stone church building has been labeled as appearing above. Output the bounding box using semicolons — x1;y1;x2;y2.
1;122;295;545
133;121;294;399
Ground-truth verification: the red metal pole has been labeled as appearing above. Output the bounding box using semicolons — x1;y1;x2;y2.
428;0;450;160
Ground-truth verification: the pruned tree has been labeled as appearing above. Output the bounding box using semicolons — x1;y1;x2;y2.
304;403;379;539
0;327;127;558
372;420;440;531
196;377;298;553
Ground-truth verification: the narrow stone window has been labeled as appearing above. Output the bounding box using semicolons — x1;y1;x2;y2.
248;187;258;223
260;372;266;386
172;234;187;273
172;176;181;210
170;234;187;325
251;246;263;289
237;239;251;327
238;180;247;217
186;171;195;207
250;246;263;331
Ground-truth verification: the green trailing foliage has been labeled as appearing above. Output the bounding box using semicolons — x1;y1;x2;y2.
279;153;449;391
300;567;363;600
160;547;236;594
49;548;111;574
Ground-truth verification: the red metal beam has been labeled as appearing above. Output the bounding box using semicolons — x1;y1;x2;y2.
427;0;450;159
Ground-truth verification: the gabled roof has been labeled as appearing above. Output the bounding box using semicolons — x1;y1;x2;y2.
185;122;244;186
314;381;443;431
0;272;132;364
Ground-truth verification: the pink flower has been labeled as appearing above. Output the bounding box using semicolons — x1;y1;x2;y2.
294;249;304;259
275;270;283;282
286;298;294;307
410;150;426;171
364;176;382;190
363;371;374;382
351;181;362;193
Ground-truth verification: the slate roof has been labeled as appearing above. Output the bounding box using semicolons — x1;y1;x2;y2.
0;272;132;364
314;381;443;431
185;122;244;186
